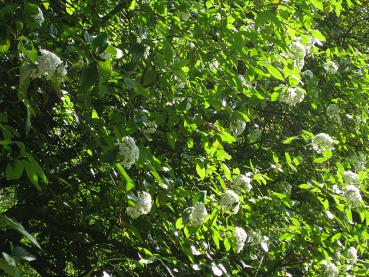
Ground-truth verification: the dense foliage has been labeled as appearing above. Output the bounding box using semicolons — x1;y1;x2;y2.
1;0;369;276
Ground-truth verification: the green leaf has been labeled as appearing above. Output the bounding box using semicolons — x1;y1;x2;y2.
310;0;324;11
313;156;327;164
0;259;19;277
279;233;294;241
0;38;10;53
0;215;41;249
124;77;148;96
283;136;299;144
310;29;326;42
92;33;108;53
267;64;284;81
298;184;311;189
13;247;36;262
223;237;231;251
81;64;98;91
5;160;25;180
196;161;206;180
116;163;135;192
24;160;41;190
175;217;184;229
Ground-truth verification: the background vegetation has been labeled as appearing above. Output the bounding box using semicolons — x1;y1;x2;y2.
0;0;369;276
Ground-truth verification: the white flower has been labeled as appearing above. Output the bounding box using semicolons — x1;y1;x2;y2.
233;227;247;253
31;49;67;82
279;86;305;106
136;191;152;215
126;191;152;219
351;152;366;171
289;38;306;60
249;230;269;252
312;133;334;154
117;136;139;169
347;247;358;264
344;185;362;208
230;119;246;137
248;125;262;143
324;61;339;74
302;70;314;79
326;104;341;125
189;203;208;226
33;7;44;26
342;171;359;185
233;174;252;192
142;120;157;134
219;190;240;214
126;206;141;219
326;263;339;277
238;75;257;90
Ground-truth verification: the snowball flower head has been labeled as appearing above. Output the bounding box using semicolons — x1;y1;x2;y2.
342;170;359;185
324;61;339;74
289;38;306;60
135;191;152;215
230;119;246;137
347;247;358;264
219;190;240;214
279;86;305;106
31;49;67;82
126;191;152;219
302;70;314;79
233;174;252;192
126;206;141;219
190;202;208;226
117;136;139;169
33;7;44;26
344;185;362;207
326;263;339;277
142;120;157;135
233;227;247;253
312;133;334;154
326;104;341;125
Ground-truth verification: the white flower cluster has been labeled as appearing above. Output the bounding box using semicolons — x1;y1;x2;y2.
326;263;339;277
117;136;139;169
312;133;334;154
233;227;247;253
342;170;359;185
189;203;208;226
247;125;261;143
126;191;152;219
219;190;240;214
142;120;157;135
287;36;316;70
233;173;252;192
347;247;358;264
230;119;246;137
351;152;366;171
238;75;257;90
324;61;339;75
344;185;362;208
302;70;314;80
279;86;305;106
31;49;67;82
249;230;269;252
326;104;341;125
33;7;44;26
